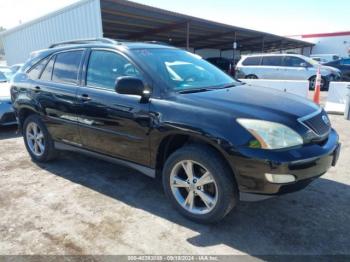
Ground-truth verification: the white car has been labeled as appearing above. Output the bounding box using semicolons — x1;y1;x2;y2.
235;54;342;90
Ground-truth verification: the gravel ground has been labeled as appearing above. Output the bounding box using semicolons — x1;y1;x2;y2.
0;113;349;257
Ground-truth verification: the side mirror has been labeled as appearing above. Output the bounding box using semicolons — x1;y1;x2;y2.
115;76;149;100
300;62;308;68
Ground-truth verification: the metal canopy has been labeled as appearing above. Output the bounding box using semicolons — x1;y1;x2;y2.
100;0;313;52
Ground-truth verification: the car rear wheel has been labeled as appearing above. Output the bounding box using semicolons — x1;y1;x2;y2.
23;114;57;162
245;74;258;79
162;144;238;223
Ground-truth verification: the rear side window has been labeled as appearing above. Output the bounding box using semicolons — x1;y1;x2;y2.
261;56;282;66
40;56;55;81
52;51;83;84
242;57;261;66
27;58;49;79
283;56;306;67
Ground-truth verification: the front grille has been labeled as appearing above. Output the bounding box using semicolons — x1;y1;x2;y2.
301;111;331;136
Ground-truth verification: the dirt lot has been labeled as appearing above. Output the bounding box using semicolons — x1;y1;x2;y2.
0;113;349;256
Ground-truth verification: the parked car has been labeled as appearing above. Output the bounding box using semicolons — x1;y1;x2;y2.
310;54;341;64
0;82;17;126
11;39;340;223
324;58;350;81
206;57;235;76
0;71;7;83
235;54;342;90
0;67;14;82
10;63;24;75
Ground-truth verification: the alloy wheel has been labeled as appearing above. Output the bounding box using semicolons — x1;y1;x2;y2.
170;160;218;215
26;122;45;157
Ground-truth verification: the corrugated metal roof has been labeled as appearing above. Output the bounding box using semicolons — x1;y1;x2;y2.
1;0;313;65
101;0;313;52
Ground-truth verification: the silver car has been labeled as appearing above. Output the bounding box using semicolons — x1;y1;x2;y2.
235;54;342;90
0;81;17;126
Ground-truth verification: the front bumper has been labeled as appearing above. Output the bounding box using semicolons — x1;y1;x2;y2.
229;129;340;195
0;100;17;126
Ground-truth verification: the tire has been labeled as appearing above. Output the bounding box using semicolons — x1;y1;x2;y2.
245;75;258;79
23;114;57;162
309;76;327;91
162;144;238;223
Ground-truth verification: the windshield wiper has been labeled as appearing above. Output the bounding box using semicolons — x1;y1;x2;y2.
214;82;244;90
178;88;210;94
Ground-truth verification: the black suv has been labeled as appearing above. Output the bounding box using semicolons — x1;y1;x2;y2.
11;39;341;223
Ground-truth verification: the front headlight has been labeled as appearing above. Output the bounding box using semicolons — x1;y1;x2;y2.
237;119;303;149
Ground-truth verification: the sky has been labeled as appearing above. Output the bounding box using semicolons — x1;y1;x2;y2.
0;0;349;36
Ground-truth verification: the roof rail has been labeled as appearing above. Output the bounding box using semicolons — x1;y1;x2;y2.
49;38;118;48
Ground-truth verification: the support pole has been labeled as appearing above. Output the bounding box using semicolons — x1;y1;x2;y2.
233;32;237;65
186;22;190;50
262;37;265;53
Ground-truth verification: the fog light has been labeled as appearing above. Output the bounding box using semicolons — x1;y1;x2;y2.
265;174;296;184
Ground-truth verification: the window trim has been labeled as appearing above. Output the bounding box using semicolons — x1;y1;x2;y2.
39;48;86;86
83;48;146;93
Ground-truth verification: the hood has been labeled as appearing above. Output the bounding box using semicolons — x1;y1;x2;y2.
320;65;341;75
0;82;11;99
175;84;319;123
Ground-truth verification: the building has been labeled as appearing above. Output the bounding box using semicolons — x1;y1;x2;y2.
0;0;313;65
290;31;350;58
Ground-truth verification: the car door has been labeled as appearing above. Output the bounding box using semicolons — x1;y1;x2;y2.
76;49;151;166
281;56;312;80
33;49;84;146
260;56;283;79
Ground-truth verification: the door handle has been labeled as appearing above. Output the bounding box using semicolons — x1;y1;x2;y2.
79;94;91;102
34;86;41;93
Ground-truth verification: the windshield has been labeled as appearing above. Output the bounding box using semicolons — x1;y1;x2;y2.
304;56;320;66
131;48;239;92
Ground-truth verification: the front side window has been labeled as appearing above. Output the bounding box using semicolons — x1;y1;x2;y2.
261;56;282;66
27;57;49;79
52;51;83;84
283;56;306;67
131;48;238;92
87;50;141;90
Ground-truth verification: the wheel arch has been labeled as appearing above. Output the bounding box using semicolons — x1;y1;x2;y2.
17;106;40;131
154;133;237;182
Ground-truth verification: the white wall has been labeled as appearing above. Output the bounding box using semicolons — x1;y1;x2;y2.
0;0;103;65
290;34;350;58
310;35;350;57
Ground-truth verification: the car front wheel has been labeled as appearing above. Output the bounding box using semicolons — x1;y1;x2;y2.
162;144;238;223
